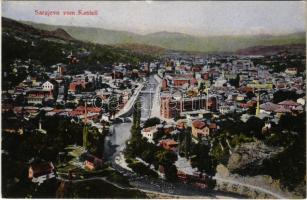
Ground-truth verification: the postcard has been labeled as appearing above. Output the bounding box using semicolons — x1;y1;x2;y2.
1;1;306;199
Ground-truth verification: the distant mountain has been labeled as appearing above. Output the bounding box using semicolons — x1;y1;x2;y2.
2;17;155;75
236;44;306;56
2;17;75;41
18;18;306;53
48;28;75;41
114;43;166;56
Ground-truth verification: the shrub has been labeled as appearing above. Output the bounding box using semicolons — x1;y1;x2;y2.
143;117;160;128
128;161;158;178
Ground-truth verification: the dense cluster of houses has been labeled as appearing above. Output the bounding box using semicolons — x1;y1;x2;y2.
157;56;305;122
137;53;305;182
3;49;306;186
3;61;161;123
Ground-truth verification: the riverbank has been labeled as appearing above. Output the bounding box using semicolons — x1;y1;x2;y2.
115;83;144;118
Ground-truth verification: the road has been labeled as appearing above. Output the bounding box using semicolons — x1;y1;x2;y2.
57;173;237;199
213;176;287;199
114;83;144;118
150;75;162;118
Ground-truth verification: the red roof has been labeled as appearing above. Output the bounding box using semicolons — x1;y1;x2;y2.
69;110;83;117
53;109;64;113
69;80;86;91
240;86;254;93
278;100;300;106
275;107;291;113
260;102;281;111
192;120;206;129
159;139;178;146
75;106;102;113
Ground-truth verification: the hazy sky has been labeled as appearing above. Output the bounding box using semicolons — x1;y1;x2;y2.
2;1;306;36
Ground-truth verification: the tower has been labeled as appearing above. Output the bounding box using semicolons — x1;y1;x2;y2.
39;118;42;130
206;87;210;111
256;93;260;117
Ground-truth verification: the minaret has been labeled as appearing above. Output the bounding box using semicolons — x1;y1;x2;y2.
256;93;260;117
206;87;210;111
222;70;225;79
39;118;42;130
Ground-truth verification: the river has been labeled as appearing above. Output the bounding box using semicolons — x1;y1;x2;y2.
102;75;247;198
104;75;158;160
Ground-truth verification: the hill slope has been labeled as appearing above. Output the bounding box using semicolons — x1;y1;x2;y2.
22;19;306;53
2;17;155;90
2;17;76;41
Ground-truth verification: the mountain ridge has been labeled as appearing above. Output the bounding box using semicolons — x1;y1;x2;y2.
2;17;76;41
20;19;305;38
4;17;306;53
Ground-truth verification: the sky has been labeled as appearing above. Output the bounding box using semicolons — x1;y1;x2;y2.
1;1;306;36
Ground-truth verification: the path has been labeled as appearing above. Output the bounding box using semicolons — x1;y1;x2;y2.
213;176;287;199
57;175;226;199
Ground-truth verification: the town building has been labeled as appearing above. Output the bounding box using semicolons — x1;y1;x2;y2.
42;81;54;91
28;162;55;185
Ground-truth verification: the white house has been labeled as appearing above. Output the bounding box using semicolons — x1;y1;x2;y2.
214;71;228;88
219;105;233;114
285;68;297;76
297;98;305;106
42;81;54;91
141;126;157;143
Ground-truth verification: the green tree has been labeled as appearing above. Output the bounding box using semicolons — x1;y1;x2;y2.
143;117;160;128
184;127;192;158
87;127;104;157
108;95;118;118
83;124;89;148
273;90;299;103
52;82;59;101
191;142;217;189
15;94;26;106
63;80;69;101
245;116;264;138
199;82;205;92
155;150;178;182
75;84;82;94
